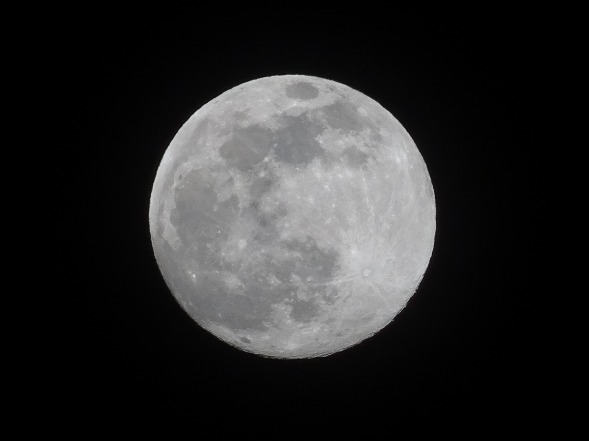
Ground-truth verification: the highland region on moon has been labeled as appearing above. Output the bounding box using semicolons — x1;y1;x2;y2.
149;75;435;358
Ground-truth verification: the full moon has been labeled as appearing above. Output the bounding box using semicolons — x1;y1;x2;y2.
149;75;435;358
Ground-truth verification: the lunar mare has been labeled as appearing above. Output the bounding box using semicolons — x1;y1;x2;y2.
149;75;435;358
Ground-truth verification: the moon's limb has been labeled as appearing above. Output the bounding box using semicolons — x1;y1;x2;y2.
149;75;435;358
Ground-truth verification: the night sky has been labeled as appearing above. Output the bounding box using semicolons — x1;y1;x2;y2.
52;6;540;435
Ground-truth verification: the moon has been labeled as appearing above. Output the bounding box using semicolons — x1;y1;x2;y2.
149;75;435;358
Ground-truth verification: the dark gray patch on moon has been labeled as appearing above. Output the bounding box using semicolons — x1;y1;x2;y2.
240;204;282;244
171;169;239;252
342;146;369;168
285;81;320;100
219;125;272;171
321;100;365;132
195;274;271;332
289;299;322;323
232;110;250;122
321;286;339;305
217;293;272;331
281;236;341;284
249;173;276;200
272;114;325;166
278;237;341;323
232;270;297;330
369;128;383;146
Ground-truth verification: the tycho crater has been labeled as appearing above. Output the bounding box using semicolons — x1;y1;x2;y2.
149;75;436;358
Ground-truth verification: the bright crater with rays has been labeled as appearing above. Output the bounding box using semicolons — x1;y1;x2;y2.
149;75;435;358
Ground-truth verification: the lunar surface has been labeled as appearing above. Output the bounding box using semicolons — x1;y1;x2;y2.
149;75;435;358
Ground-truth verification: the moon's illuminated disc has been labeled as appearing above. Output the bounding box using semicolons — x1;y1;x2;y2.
149;75;435;358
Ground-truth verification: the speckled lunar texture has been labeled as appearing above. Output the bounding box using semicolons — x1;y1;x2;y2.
149;75;435;358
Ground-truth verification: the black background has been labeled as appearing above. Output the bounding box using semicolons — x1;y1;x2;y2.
52;5;540;435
